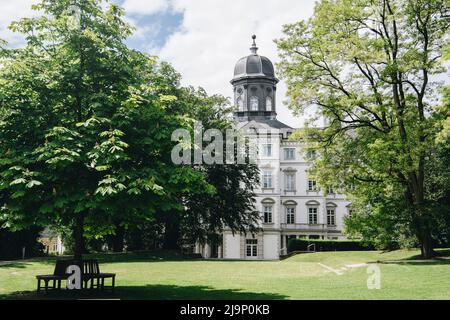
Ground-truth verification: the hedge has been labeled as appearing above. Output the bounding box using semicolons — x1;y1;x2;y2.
287;238;374;252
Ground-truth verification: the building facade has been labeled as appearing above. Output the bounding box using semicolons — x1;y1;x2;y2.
198;36;350;260
38;227;65;255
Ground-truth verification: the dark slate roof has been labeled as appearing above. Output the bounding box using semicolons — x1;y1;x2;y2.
237;119;293;130
233;54;275;79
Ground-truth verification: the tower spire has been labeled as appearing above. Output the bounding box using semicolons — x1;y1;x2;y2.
250;35;258;54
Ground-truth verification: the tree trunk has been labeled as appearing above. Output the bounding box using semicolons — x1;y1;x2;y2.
420;230;434;259
163;212;180;250
73;213;86;261
413;200;434;259
112;223;125;253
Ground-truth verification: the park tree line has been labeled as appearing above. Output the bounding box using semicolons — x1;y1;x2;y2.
276;0;449;258
0;0;259;259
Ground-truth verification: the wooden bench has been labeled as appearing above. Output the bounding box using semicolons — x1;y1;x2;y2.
36;259;116;293
82;259;116;292
36;259;81;293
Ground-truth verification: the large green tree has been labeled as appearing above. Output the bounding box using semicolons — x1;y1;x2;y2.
276;0;449;258
177;87;260;249
0;0;207;259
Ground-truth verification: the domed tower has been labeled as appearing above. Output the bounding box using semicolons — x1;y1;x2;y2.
231;35;279;122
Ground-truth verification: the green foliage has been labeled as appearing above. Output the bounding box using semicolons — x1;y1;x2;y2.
0;225;44;260
168;87;260;245
0;0;209;254
287;238;374;252
277;0;449;257
0;0;260;256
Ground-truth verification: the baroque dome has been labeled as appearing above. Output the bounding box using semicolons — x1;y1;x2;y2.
232;35;277;81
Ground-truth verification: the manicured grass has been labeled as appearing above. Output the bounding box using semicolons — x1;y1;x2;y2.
1;249;450;300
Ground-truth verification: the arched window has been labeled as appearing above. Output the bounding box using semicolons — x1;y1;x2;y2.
327;208;336;226
250;96;259;111
263;205;272;223
236;97;244;111
266;96;272;111
286;207;295;224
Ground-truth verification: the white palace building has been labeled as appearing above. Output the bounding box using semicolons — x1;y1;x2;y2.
196;36;351;260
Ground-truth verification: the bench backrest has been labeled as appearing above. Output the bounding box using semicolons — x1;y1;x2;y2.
53;259;82;276
53;259;101;276
83;259;100;275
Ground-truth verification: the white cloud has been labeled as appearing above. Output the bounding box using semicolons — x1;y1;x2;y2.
0;0;40;46
0;0;316;127
157;0;317;128
122;0;170;15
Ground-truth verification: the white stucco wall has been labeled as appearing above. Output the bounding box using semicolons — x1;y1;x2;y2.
263;234;279;259
224;233;241;259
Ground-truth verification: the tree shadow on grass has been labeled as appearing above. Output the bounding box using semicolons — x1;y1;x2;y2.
370;249;450;266
0;262;32;269
117;285;287;300
373;259;450;266
0;256;63;268
0;284;287;300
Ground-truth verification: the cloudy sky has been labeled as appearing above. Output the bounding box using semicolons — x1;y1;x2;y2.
0;0;319;127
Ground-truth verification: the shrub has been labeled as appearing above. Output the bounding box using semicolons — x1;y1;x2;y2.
287;238;374;253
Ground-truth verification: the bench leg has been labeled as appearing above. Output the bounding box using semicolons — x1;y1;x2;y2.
44;279;49;294
37;279;41;293
112;276;115;293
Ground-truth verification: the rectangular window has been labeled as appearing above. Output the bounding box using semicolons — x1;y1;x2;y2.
308;207;318;225
246;239;258;257
285;173;295;191
263;206;272;223
262;144;272;157
327;186;334;194
262;171;273;188
327;209;336;226
284;148;295;160
286;207;295;224
308;180;317;191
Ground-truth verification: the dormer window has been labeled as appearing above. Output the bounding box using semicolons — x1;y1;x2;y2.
250;96;259;111
265;96;272;111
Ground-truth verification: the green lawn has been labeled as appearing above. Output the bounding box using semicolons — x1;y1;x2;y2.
1;249;450;300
